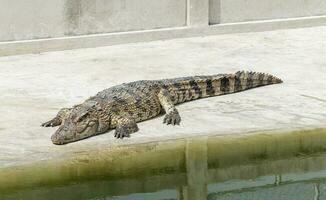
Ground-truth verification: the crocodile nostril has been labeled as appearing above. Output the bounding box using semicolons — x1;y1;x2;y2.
51;133;65;145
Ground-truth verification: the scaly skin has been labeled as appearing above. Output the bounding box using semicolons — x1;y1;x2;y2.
42;71;282;145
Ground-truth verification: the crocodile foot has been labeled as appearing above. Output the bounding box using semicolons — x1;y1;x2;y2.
163;110;181;125
41;117;62;127
114;121;139;139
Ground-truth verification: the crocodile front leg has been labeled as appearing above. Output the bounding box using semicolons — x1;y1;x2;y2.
158;89;181;125
41;108;71;127
112;115;139;139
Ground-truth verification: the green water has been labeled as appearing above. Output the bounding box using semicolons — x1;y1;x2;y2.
1;129;326;200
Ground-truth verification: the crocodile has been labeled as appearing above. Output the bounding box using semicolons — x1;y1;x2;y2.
42;71;282;145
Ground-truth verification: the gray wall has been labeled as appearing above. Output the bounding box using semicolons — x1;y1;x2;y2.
0;0;187;42
0;0;326;55
210;0;326;23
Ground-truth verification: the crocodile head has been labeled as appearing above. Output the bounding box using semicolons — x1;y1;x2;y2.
51;102;101;145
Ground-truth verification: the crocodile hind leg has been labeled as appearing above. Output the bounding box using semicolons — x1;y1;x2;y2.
113;115;139;139
158;89;181;125
41;108;71;127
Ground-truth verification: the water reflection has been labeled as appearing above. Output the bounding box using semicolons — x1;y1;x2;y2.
1;129;326;200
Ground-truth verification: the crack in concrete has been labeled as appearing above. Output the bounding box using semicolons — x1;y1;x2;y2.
301;94;326;103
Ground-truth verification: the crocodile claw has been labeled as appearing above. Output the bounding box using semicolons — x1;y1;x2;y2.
114;122;139;139
41;118;61;127
163;110;181;125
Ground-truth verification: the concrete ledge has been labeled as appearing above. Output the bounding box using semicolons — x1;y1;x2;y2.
1;15;326;57
0;26;326;169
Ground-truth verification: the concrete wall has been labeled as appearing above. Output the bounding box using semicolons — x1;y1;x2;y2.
210;0;326;23
0;0;187;42
3;0;326;42
1;0;326;56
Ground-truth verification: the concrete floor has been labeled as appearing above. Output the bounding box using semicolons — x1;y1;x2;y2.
0;26;326;168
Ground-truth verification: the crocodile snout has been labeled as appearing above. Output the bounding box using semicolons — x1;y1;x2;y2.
51;126;66;145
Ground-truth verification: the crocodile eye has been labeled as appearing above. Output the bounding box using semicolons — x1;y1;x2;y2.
89;121;96;126
76;113;89;123
76;124;87;133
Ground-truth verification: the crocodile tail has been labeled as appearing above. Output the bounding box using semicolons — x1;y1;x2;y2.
233;71;283;92
165;71;282;104
189;71;282;98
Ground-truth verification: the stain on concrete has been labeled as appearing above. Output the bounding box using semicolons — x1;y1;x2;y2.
64;0;82;35
64;0;100;36
209;0;221;25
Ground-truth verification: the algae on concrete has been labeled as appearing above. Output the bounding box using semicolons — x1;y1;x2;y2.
1;129;326;199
